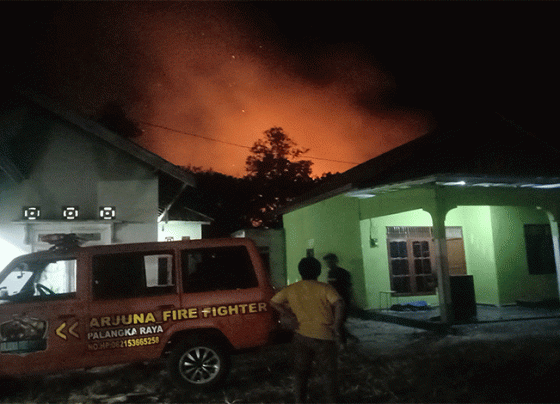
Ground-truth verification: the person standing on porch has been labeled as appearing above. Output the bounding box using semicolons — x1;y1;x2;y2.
270;257;344;404
323;253;352;308
323;253;359;346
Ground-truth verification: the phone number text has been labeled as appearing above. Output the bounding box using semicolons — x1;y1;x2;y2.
87;336;160;351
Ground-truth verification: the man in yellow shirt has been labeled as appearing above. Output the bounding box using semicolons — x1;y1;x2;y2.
270;257;344;404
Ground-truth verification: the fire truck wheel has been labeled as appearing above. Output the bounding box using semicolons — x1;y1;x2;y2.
167;338;230;389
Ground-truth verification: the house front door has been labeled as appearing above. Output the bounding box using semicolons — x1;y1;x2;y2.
447;238;467;275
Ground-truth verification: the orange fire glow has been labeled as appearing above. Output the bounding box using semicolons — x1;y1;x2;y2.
42;3;434;177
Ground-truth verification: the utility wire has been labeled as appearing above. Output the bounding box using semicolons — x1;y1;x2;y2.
137;121;251;149
136;120;359;165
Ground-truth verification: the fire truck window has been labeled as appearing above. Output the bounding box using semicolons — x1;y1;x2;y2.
0;259;77;303
92;251;174;300
36;260;77;295
181;246;258;293
0;265;33;298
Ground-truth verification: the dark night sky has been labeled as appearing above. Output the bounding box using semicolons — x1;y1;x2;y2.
2;2;558;177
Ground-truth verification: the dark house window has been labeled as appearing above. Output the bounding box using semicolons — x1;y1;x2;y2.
524;224;556;275
387;227;436;296
386;226;464;296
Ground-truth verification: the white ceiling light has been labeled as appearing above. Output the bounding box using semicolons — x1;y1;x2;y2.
23;206;41;220
62;206;79;220
99;206;116;220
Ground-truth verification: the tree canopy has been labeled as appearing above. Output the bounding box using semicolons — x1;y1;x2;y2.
180;127;337;234
244;127;315;227
245;127;313;182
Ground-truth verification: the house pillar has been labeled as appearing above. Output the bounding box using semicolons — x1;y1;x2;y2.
424;188;456;324
544;209;560;299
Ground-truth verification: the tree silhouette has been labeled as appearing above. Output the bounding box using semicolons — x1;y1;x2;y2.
245;127;314;228
246;127;312;181
177;129;338;233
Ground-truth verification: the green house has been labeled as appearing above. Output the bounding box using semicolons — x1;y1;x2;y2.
281;115;560;323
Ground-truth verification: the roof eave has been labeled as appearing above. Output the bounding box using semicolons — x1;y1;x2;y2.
346;174;560;198
279;183;353;215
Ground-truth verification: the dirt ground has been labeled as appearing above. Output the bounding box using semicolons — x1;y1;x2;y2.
2;317;560;403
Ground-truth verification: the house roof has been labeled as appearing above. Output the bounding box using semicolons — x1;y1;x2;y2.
282;113;560;214
1;90;203;222
165;206;214;223
17;90;196;187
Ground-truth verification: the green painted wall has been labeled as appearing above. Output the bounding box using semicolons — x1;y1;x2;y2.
283;194;367;307
358;187;441;309
359;205;557;309
284;188;560;310
489;206;558;304
447;206;499;305
360;209;437;309
359;187;436;219
359;205;501;309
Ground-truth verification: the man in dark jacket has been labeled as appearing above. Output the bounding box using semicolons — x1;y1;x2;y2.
323;253;357;345
323;253;352;310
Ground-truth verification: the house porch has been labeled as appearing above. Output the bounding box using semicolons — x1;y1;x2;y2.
361;302;560;333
